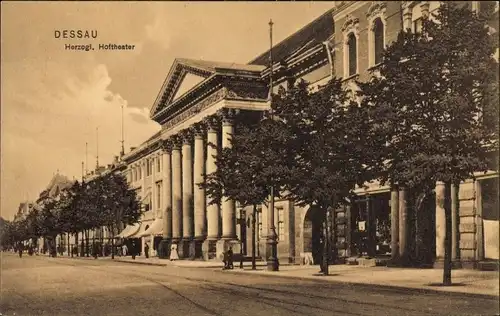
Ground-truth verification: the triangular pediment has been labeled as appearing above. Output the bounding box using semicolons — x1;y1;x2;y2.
150;59;214;118
172;72;206;102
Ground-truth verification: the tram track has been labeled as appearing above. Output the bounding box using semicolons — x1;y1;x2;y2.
33;256;493;316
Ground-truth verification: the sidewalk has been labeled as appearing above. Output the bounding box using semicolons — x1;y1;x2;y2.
224;264;499;298
55;254;500;298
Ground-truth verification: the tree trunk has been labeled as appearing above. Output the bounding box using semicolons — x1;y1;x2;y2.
85;230;89;257
75;233;79;257
67;234;70;257
252;204;257;270
111;225;115;260
443;181;452;285
322;207;329;276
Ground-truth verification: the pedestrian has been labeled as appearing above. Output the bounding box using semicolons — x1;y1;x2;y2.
131;241;136;260
169;244;179;261
222;251;228;270
227;247;234;269
122;244;128;257
145;243;150;259
92;242;98;259
18;243;23;258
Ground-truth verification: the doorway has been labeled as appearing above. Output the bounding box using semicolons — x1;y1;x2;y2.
303;206;326;265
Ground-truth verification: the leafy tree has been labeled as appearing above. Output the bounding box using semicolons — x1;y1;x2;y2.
359;2;498;285
97;172;142;259
201;114;287;269
273;79;379;275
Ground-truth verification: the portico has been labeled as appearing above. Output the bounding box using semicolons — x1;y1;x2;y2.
148;58;268;260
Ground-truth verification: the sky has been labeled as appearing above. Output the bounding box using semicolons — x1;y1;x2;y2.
1;1;335;220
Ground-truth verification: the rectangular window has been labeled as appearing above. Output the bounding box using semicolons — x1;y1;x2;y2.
278;208;285;241
157;157;161;172
156;181;162;209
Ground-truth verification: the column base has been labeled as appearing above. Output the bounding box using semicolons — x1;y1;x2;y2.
177;239;190;259
203;239;217;260
191;238;204;259
216;239;241;262
158;239;171;259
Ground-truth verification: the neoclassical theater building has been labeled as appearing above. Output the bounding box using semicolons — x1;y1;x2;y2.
117;1;499;268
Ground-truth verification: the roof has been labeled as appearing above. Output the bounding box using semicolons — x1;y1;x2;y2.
44;173;75;198
175;58;265;73
248;8;335;66
122;130;163;163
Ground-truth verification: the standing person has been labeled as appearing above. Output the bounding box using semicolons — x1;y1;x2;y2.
169;244;179;261
222;251;228;270
227;247;234;269
131;240;136;260
122;244;128;257
18;243;23;258
145;243;150;259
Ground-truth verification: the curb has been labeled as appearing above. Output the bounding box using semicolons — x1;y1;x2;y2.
218;268;499;300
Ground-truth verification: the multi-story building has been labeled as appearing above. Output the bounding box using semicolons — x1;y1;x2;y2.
118;1;499;268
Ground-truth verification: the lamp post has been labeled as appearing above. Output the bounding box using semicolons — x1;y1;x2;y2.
251;205;257;270
239;207;244;269
266;19;279;272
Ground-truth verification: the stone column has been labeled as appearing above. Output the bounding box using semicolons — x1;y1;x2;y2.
193;123;206;258
221;110;237;240
204;117;220;260
390;185;400;262
205;118;220;240
399;187;408;263
181;130;194;258
171;137;183;243
159;141;172;259
435;181;446;261
451;183;460;263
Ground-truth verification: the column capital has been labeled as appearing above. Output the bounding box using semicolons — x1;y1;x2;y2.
161;139;173;154
171;135;183;150
193;121;206;139
203;115;221;132
218;108;239;126
179;128;194;145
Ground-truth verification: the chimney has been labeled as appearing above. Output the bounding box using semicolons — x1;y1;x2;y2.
114;155;119;163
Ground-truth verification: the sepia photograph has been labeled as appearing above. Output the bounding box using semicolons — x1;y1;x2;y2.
1;1;499;315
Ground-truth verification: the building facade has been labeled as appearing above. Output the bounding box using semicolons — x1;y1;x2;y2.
119;1;499;268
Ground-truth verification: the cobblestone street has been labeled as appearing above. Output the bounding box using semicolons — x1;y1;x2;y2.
1;254;498;316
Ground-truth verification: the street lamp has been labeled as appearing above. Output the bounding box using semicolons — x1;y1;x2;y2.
266;19;279;272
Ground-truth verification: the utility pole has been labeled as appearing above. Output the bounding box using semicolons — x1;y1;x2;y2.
96;127;99;170
85;142;88;176
266;18;279;272
120;104;125;158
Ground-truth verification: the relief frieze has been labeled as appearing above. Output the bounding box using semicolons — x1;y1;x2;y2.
161;87;227;130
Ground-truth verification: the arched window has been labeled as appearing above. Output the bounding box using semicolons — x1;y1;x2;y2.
373;18;384;65
347;33;357;76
